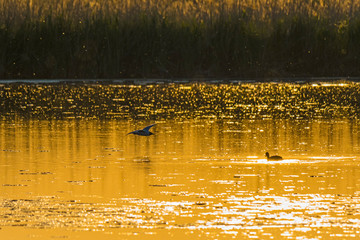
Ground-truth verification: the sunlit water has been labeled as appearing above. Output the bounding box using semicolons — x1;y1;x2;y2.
1;81;360;239
0;117;360;239
1;81;360;120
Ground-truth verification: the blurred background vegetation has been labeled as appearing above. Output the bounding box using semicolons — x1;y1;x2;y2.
0;0;360;79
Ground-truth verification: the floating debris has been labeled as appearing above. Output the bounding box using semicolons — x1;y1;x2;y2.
19;172;53;175
2;184;28;187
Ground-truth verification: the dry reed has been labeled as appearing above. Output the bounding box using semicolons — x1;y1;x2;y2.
0;0;359;78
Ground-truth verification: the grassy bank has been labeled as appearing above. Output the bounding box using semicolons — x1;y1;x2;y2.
0;0;360;79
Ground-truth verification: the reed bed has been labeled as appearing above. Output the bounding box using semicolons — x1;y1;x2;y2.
0;0;360;79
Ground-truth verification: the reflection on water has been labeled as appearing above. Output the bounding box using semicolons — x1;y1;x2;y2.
0;119;360;239
1;81;360;119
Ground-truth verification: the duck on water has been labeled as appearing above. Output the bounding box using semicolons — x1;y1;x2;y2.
265;152;283;161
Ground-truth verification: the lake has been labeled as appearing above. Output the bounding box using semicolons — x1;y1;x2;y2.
0;81;360;239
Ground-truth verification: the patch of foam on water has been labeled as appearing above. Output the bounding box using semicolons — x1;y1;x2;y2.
309;156;356;160
242;159;301;164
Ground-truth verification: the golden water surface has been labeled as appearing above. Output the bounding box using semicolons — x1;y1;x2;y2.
0;118;360;239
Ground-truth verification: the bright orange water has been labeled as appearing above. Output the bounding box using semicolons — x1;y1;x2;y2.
0;119;360;239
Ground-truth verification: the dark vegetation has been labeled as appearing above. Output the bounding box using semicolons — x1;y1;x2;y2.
1;0;360;79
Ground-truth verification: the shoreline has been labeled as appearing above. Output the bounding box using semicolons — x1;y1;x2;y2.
0;77;360;85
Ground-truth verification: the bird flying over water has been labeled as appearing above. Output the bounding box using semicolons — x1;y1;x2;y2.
265;152;283;161
128;124;156;136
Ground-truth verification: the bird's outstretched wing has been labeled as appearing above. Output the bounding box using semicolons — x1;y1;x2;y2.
142;124;156;132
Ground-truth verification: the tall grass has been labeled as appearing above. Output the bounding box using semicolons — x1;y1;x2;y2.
0;0;360;79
